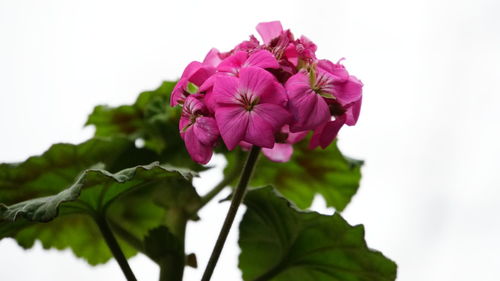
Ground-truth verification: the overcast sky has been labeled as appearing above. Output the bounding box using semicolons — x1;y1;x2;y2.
1;0;500;280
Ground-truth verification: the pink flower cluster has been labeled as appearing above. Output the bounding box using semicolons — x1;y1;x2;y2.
172;21;363;164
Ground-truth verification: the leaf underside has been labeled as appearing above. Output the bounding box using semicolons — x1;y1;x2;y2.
239;187;397;281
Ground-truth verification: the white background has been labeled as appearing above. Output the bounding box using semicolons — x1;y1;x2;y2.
1;0;500;280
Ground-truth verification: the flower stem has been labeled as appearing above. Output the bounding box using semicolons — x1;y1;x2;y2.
95;215;137;281
200;146;261;281
108;218;145;254
197;150;245;211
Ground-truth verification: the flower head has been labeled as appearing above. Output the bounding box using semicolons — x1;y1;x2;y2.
172;21;363;164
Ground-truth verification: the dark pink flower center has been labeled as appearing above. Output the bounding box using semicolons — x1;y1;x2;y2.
236;90;260;111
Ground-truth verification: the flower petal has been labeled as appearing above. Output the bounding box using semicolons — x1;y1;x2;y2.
215;105;249;150
262;143;293;162
334;75;363;106
309;116;346;149
218;51;248;74
213;75;240;106
284;43;299;67
199;74;217;93
179;115;190;135
259;81;288;106
317;59;349;82
203;48;222;67
244;111;275;148
182;127;213;164
239;66;277;99
239;141;252;150
256;21;283;45
287;130;308;144
181;61;202;79
203;89;218;113
245;50;279;69
345;97;362;126
171;78;189;106
193;117;219;146
285;71;310;99
291;93;330;132
286;72;330;131
183;94;206;115
252;103;291;132
234;35;260;52
182;61;216;86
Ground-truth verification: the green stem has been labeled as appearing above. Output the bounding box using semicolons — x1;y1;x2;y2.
200;146;261;281
198;152;244;210
95;215;137;281
108;218;145;254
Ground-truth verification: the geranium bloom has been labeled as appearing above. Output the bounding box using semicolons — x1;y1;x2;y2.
212;66;290;150
179;95;219;164
286;59;363;133
285;69;331;132
309;74;363;149
317;59;363;106
173;20;363;163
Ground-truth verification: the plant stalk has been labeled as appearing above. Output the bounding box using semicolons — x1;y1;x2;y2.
200;146;261;281
95;215;137;281
197;151;244;210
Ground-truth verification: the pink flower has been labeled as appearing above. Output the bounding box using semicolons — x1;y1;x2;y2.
170;50;219;107
309;73;363;149
172;21;364;163
212;66;291;150
262;125;307;162
179;95;219;164
317;59;363;106
285;70;331;132
286;59;363;134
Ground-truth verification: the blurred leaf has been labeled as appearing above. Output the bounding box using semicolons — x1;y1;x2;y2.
85;81;203;171
225;140;362;211
144;226;183;263
0;139;200;265
239;187;397;281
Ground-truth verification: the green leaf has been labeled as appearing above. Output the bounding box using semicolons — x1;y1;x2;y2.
239;187;397;281
0;137;157;205
143;226;187;280
85;81;202;171
225;140;362;211
144;226;183;263
0;147;200;265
